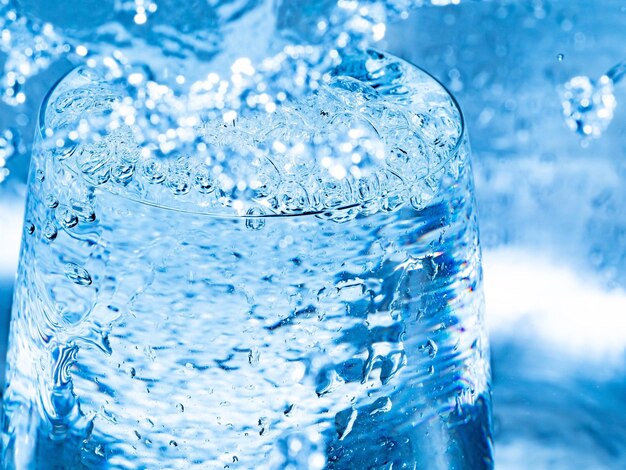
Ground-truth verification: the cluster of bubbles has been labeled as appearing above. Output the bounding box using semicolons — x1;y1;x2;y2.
44;48;462;218
560;75;617;139
0;0;69;106
560;58;625;139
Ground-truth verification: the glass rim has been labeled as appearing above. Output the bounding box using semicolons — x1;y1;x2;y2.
36;51;466;219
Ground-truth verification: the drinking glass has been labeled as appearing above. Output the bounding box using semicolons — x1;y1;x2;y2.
2;50;493;469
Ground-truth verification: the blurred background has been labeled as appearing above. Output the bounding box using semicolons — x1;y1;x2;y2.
1;1;625;468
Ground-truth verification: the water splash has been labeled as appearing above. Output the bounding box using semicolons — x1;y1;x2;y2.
43;49;462;216
0;0;461;98
560;58;625;139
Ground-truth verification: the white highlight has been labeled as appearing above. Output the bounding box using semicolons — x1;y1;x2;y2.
0;196;25;276
484;246;626;362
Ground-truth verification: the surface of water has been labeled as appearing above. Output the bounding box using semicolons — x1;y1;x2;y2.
1;53;492;468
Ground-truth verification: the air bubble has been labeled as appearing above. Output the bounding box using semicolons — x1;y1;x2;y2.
42;220;58;241
245;207;266;230
193;164;215;193
142;160;166;184
71;200;97;222
35;169;45;182
166;170;191;195
112;162;136;184
25;221;35;235
56;205;79;228
45;195;59;208
254;158;280;198
76;142;111;185
52;141;79;161
176;403;185;412
278;181;309;213
64;263;93;286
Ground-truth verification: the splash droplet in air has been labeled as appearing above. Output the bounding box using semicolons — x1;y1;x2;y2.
64;263;93;286
560;58;626;139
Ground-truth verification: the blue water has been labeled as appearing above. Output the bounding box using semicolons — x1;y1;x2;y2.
1;51;492;468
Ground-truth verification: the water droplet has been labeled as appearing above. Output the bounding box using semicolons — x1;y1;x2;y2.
420;339;438;359
134;430;141;440
233;456;239;463
35;169;45;182
25;221;35;235
64;263;93;286
45;195;59;208
561;74;616;138
42;220;58;241
245;207;266;230
176;403;185;412
557;53;564;61
56;205;79;228
129;367;136;378
169;440;178;447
